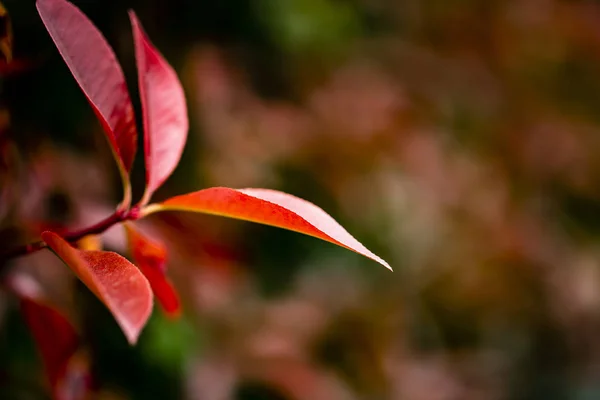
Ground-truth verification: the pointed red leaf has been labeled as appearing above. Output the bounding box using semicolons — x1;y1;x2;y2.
20;298;79;391
142;187;391;270
41;231;153;344
7;274;86;398
129;12;188;204
36;0;137;183
124;223;181;318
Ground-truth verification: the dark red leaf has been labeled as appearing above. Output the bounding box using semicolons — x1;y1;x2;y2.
142;187;391;270
20;298;79;392
124;223;181;318
36;0;138;180
42;231;153;344
8;274;88;399
129;12;188;205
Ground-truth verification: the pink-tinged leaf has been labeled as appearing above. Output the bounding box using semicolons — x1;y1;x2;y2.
129;12;188;205
41;231;153;344
142;187;391;270
36;0;137;189
20;298;78;389
124;223;181;318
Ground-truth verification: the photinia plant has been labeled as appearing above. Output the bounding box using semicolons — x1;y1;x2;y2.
4;0;389;362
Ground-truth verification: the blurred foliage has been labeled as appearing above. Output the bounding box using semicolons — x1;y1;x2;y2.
5;0;600;399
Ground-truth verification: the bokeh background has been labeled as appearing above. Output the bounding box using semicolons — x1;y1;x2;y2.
2;0;600;399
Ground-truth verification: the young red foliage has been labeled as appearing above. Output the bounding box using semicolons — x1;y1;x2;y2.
143;187;391;270
20;298;79;393
124;223;181;318
129;12;188;205
42;231;153;344
36;0;137;188
26;0;390;355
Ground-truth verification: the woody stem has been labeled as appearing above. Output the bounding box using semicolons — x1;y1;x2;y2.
0;207;140;262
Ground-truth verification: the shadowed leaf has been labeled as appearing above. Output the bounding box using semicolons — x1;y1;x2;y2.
20;298;79;393
124;222;181;318
130;11;188;205
143;187;391;270
42;231;153;344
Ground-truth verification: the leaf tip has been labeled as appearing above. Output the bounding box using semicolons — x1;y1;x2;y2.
380;259;393;272
120;316;147;345
360;249;392;271
111;269;154;345
127;9;139;27
41;230;57;246
42;230;154;345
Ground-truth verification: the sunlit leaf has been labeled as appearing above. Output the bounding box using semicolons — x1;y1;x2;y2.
142;187;391;270
42;231;153;344
36;0;138;204
124;222;181;318
129;11;188;205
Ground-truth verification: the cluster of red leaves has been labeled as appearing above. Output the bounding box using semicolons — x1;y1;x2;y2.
7;0;390;397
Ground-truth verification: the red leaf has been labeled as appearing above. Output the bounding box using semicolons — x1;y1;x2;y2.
129;12;188;204
41;231;153;344
124;223;181;318
20;298;79;392
143;187;391;270
36;0;137;179
8;274;88;399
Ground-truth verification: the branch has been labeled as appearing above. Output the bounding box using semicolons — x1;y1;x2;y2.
0;208;138;262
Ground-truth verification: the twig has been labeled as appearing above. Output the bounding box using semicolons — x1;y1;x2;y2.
0;207;138;262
